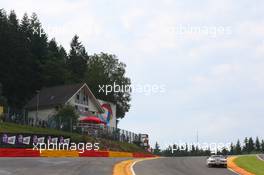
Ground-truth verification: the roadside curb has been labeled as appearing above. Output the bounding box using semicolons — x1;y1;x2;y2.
0;148;40;157
256;154;264;161
113;157;159;175
0;148;156;158
227;156;254;175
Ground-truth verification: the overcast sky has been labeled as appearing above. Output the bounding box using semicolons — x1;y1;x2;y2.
1;0;264;148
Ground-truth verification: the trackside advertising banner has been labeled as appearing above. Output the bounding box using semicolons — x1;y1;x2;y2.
0;133;70;148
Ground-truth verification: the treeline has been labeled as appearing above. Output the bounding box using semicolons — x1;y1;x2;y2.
153;142;211;157
0;9;131;118
229;137;264;155
153;137;264;156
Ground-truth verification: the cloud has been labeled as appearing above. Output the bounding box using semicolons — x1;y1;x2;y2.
121;8;146;31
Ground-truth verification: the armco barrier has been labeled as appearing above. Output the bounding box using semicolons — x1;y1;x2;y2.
0;148;40;157
79;150;109;157
0;148;154;158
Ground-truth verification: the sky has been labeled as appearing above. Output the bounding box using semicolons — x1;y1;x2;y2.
1;0;264;148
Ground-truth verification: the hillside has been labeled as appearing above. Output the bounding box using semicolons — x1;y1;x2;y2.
0;122;145;153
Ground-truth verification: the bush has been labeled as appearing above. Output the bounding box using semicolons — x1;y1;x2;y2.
53;105;79;132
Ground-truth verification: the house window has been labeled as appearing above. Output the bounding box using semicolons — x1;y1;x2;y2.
76;94;80;100
75;105;78;110
83;96;88;105
85;107;88;111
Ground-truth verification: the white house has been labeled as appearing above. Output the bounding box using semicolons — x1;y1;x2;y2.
25;83;117;128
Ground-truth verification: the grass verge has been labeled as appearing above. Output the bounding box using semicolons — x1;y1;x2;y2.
0;122;145;153
234;155;264;175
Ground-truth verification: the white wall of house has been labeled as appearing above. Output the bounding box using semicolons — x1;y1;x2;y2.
27;85;117;128
28;108;56;121
66;87;99;116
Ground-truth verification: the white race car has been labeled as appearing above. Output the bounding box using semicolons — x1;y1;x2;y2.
206;155;227;168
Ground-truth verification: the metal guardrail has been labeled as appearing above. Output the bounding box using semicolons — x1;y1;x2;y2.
77;123;140;143
1;113;141;145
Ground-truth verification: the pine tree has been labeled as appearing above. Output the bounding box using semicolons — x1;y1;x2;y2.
261;140;264;153
153;142;161;155
0;9;8;105
20;13;31;36
191;144;196;155
58;46;67;60
172;144;179;156
260;140;264;153
248;137;254;153
242;137;249;153
184;143;189;156
243;137;249;153
41;39;68;86
222;147;228;155
229;143;234;155
26;12;49;97
235;140;242;155
255;137;261;152
0;83;7;106
67;35;88;82
0;9;133;120
29;12;48;62
0;10;34;108
8;10;19;28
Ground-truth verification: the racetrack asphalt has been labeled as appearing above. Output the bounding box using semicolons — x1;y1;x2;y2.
134;157;237;175
0;158;130;175
0;157;239;175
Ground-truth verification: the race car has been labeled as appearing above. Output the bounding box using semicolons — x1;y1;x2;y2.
206;155;227;168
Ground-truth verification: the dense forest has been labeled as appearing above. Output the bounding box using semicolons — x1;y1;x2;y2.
154;137;264;156
0;9;131;119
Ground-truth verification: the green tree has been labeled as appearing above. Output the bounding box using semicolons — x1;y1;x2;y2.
153;142;161;155
0;10;35;108
20;13;31;37
184;143;189;156
221;147;228;155
229;143;234;155
248;137;254;153
255;137;261;152
29;12;48;62
8;10;19;28
235;140;242;155
0;9;132;122
0;84;7;106
172;144;180;156
162;145;173;156
67;35;88;82
243;137;249;153
53;105;79;132
261;140;264;153
190;144;196;155
85;53;131;119
41;39;68;86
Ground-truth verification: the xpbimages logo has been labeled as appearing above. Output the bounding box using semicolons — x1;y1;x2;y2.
33;142;100;153
98;82;166;95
